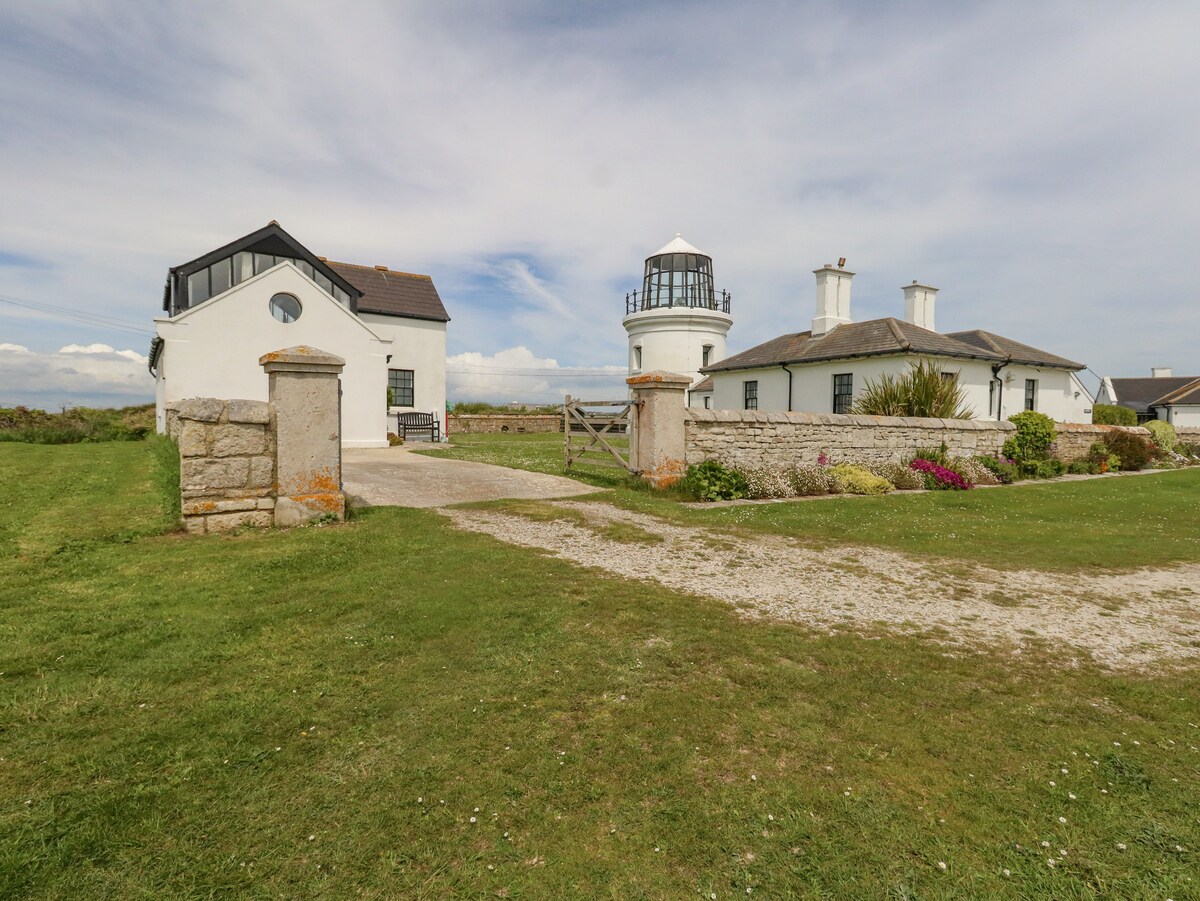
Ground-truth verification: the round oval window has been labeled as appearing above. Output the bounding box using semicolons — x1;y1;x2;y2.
268;293;302;323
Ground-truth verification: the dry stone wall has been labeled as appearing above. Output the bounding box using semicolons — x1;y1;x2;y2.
173;398;275;534
684;409;1015;469
448;414;561;434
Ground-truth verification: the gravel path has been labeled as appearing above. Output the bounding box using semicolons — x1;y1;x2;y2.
445;500;1200;670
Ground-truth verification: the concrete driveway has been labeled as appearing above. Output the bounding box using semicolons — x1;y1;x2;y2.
341;446;598;508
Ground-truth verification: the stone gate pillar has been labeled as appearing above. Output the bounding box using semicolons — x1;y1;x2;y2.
260;346;346;526
627;370;691;488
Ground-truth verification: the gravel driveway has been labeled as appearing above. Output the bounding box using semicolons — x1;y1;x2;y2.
341;446;596;508
445;499;1200;670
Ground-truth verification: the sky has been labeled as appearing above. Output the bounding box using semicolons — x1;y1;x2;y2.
1;0;1198;409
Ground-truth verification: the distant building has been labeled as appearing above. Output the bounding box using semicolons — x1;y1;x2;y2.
1097;369;1200;426
701;262;1092;422
149;221;449;447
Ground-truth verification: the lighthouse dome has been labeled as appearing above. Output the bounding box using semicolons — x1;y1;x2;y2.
639;234;721;311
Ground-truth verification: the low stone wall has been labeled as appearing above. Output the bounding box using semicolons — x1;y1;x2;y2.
1177;426;1200;442
1050;422;1151;461
448;414;562;434
684;409;1015;469
175;398;275;534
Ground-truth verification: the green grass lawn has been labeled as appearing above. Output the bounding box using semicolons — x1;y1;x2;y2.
421;432;1200;573
2;442;1199;899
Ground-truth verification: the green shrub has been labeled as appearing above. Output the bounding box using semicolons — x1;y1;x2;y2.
852;359;975;418
1145;420;1176;453
1176;442;1200;461
910;443;949;466
975;455;1018;484
1103;429;1155;471
0;404;153;444
1002;411;1056;463
1016;459;1066;479
864;461;924;490
1092;404;1138;426
830;464;895;496
680;460;748;501
1067;461;1092;475
788;464;842;496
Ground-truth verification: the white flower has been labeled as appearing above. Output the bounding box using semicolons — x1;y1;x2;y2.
750;775;757;781
1116;842;1126;851
937;861;947;871
1049;781;1056;787
1041;841;1051;848
1047;858;1056;868
469;817;476;823
1061;767;1068;774
1068;793;1076;800
1058;817;1067;824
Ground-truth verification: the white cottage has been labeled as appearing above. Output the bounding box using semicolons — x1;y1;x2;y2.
149;222;450;447
1096;369;1200;426
702;262;1092;423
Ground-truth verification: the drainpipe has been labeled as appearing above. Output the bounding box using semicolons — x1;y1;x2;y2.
781;364;794;412
991;361;1010;421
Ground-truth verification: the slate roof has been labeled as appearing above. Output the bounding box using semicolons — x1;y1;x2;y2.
325;261;451;322
1153;377;1200;406
692;376;714;392
702;317;1084;374
944;329;1084;370
1107;376;1198;413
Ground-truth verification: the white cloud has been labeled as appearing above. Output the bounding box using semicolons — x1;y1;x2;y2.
0;342;153;408
446;346;626;405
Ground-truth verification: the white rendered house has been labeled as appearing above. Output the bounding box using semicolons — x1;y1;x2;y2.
623;235;733;406
703;263;1093;423
149;222;450;447
1097;369;1200;426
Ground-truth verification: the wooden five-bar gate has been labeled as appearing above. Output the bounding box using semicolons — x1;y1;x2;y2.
563;395;638;474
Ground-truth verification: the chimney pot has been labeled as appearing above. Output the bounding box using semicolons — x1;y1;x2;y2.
1151;367;1173;378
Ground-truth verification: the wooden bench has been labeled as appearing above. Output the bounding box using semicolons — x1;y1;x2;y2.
395;411;441;442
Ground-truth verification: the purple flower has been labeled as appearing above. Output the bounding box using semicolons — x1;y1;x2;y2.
909;458;972;490
817;453;829;466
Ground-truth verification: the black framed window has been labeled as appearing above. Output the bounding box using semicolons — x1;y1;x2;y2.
641;252;716;309
833;373;853;414
389;369;414;407
702;344;713;367
743;380;758;410
1024;379;1037;411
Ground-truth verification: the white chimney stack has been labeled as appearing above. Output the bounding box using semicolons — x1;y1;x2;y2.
902;281;938;332
1151;367;1172;378
812;262;854;336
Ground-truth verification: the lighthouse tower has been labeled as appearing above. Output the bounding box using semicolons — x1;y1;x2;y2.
622;235;733;405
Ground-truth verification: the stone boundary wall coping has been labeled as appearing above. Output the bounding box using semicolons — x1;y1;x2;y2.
686;408;1016;431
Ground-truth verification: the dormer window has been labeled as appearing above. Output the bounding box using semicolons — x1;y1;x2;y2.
183;252;351;309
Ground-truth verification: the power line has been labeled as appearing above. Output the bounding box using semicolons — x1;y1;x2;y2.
0;292;155;337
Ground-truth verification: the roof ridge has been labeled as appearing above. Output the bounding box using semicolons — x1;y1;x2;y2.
326;260;432;279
